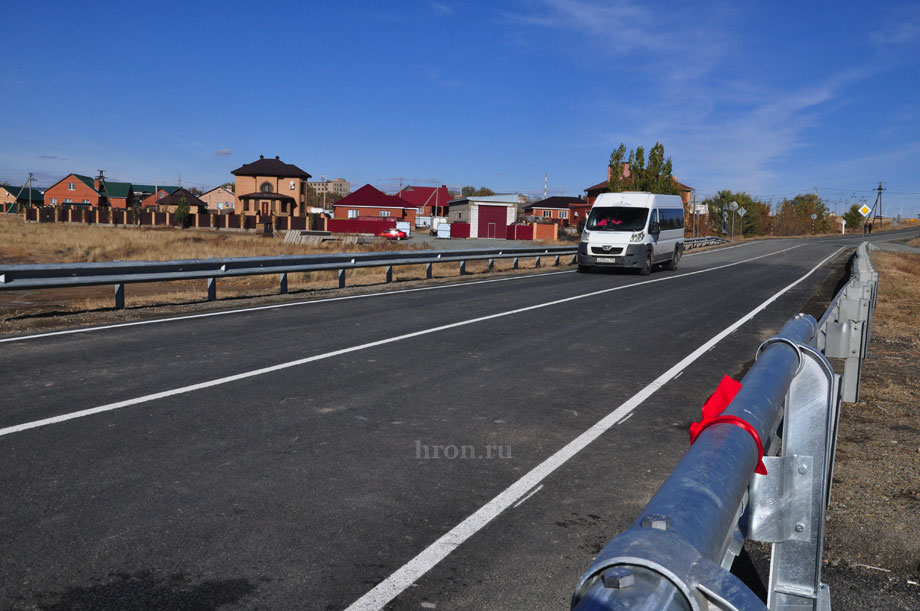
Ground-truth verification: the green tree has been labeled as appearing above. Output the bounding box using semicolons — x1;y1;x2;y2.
610;142;679;195
219;181;234;191
608;143;627;192
173;196;191;227
774;194;829;235
700;190;773;236
461;186;494;197
461;186;475;197
842;204;864;233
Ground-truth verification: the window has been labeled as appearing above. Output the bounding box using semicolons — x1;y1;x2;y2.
82;199;90;204
560;210;568;219
586;206;649;232
657;208;684;230
51;197;57;205
348;209;359;218
63;198;72;203
379;210;390;217
290;180;295;190
68;182;75;190
260;182;274;193
542;210;551;217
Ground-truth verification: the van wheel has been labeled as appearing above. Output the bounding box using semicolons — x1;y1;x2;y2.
640;252;652;276
667;247;681;271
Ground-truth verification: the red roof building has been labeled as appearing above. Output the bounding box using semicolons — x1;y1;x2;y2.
396;185;452;217
333;184;418;224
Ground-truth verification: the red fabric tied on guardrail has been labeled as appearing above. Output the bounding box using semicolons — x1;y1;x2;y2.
689;375;768;475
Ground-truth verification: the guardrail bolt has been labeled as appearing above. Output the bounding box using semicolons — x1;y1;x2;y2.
794;523;805;533
641;514;670;531
798;464;808;475
601;567;635;589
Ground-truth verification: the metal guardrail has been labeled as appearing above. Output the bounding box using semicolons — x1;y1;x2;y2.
571;242;878;611
0;246;577;309
685;236;730;249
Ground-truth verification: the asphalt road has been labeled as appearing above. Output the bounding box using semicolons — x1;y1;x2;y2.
0;230;915;610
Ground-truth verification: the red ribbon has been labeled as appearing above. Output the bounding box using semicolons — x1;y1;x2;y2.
689;375;767;475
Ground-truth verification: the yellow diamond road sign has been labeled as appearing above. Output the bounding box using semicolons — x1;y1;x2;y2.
858;204;871;217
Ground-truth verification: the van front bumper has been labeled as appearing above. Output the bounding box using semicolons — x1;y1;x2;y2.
577;242;647;268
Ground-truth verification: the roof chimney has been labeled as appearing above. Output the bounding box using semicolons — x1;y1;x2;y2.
259;155;264;159
275;155;280;160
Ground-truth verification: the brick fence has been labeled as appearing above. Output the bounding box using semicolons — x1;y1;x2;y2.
23;208;313;232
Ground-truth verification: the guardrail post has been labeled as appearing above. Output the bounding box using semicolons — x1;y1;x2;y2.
385;266;393;283
488;258;494;271
554;255;560;266
114;284;124;310
513;257;519;269
459;260;466;275
425;263;432;279
535;256;541;268
279;273;288;294
338;269;346;289
571;254;577;265
748;341;839;610
207;277;216;301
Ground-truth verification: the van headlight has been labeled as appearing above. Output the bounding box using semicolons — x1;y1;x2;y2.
629;231;645;243
581;229;591;241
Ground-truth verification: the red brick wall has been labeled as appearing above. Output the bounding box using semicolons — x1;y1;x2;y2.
45;174;98;206
333;206;417;224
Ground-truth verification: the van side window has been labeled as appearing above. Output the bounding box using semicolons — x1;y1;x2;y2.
658;208;684;230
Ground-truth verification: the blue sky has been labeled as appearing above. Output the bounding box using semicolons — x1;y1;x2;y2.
2;0;919;216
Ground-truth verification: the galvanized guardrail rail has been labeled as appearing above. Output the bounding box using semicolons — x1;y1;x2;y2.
571;242;878;611
0;246;577;309
685;236;730;249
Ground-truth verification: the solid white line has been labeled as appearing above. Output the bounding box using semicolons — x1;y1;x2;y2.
343;247;843;611
617;412;634;425
512;484;544;508
684;241;757;257
0;269;575;345
0;243;811;438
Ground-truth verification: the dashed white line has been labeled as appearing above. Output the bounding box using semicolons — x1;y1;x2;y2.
342;247;843;611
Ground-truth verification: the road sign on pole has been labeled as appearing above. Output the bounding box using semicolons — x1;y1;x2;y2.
737;207;746;239
858;204;871;217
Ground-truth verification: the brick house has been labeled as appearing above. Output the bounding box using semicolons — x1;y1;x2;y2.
231;155;312;216
522;196;585;226
155;187;208;213
44;174;134;208
333;184;417;224
396;185;452;217
446;194;518;238
198;186;237;213
1;184;43;212
134;184;179;208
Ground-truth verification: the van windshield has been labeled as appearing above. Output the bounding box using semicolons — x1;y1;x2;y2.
586;207;649;231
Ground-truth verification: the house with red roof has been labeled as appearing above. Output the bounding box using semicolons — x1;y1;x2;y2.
522;196;586;227
396;185;452;217
333;184;418;224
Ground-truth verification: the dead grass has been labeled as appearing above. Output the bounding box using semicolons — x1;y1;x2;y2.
870;251;920;342
0;214;421;263
907;237;920;248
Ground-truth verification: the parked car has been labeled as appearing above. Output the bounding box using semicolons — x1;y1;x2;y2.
376;228;408;240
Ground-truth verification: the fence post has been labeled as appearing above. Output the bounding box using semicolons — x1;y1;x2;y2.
280;273;288;294
114;284;124;310
207;277;216;301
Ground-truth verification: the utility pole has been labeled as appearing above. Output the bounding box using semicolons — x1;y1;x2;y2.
875;181;885;225
321;175;326;211
97;170;110;208
544;173;547;200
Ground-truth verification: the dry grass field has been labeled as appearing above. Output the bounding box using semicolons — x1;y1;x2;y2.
823;249;920;585
0;214;555;325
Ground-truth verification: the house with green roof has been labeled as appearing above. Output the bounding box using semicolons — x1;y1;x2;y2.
1;184;44;213
44;173;136;208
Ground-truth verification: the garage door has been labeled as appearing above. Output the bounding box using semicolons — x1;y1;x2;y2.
477;205;508;238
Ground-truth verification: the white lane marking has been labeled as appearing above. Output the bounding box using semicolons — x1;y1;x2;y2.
512;484;544;509
617;412;634;425
0;243;811;438
0;269;575;345
674;371;684;380
343;247;843;611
